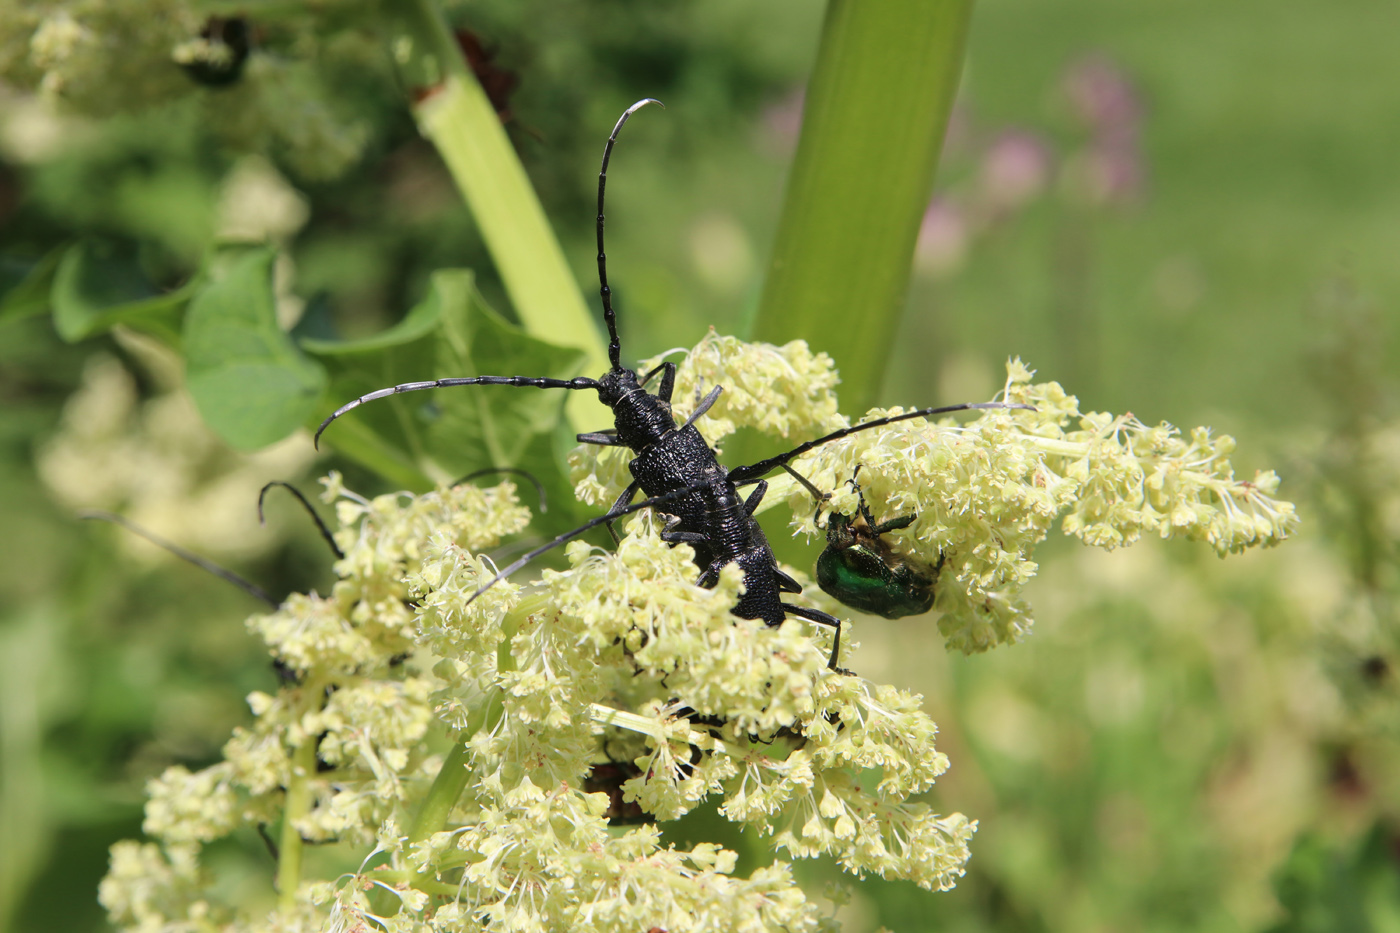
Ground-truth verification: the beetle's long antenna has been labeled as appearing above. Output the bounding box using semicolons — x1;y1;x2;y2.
258;482;344;560
452;467;549;514
81;511;277;607
728;401;1037;485
465;477;710;607
598;98;663;372
314;374;600;448
315;100;664;451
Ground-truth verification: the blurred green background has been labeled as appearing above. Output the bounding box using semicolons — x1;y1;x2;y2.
2;0;1397;930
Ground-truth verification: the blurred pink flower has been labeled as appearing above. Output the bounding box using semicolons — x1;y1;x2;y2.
915;196;969;277
759;86;805;156
979;129;1053;212
1061;54;1146;206
1064;144;1145;206
1063;54;1143;139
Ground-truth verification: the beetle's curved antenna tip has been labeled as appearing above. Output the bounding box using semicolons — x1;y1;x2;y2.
612;98;664;136
256;481;283;527
255;480;346;561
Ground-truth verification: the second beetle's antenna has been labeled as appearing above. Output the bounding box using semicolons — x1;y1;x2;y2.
258;481;344;560
81;511;277;607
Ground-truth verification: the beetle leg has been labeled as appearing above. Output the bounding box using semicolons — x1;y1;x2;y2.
741;480;767;515
577;429;625;446
663;531;710;546
602;481;640;544
780;464;831;529
639;361;677;402
871;514;917;536
679;385;723;431
659;513;709;547
773;568;803;594
695;560;726;589
849;473;880;528
781;603;846;671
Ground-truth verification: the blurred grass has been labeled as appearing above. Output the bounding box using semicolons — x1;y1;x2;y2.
886;0;1400;431
2;0;1399;930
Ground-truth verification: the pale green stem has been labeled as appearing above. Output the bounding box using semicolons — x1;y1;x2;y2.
752;0;974;415
0;613;52;931
363;872;464;896
276;729;318;911
587;703;794;763
394;0;608;429
401;595;538;891
406;741;473;848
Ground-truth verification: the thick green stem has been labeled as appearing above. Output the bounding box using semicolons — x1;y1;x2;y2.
276;731;318;911
752;0;974;414
403;598;530;890
407;740;473;849
391;0;608;428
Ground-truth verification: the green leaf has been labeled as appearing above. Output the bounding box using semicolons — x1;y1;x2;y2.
50;238;194;343
184;248;328;451
299;285;441;357
308;269;587;508
0;247;64;325
752;0;973;413
423;273;587;471
1265;823;1400;933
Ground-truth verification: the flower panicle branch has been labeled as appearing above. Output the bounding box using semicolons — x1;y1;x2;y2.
758;356;1299;654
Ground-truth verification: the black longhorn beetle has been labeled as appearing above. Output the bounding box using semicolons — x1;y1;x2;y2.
315;99;1031;669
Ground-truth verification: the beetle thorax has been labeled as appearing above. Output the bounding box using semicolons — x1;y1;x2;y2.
597;368;677;449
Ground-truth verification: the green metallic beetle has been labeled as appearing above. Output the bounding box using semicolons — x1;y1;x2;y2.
788;466;941;619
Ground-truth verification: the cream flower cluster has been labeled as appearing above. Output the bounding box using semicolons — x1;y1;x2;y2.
102;470;972;933
101;335;1295;932
38;352;315;561
571;341;1296;655
778;358;1299;652
1;1;371;179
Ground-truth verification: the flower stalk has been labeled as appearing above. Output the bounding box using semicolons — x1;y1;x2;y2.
276;726;318;912
392;0;608;428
